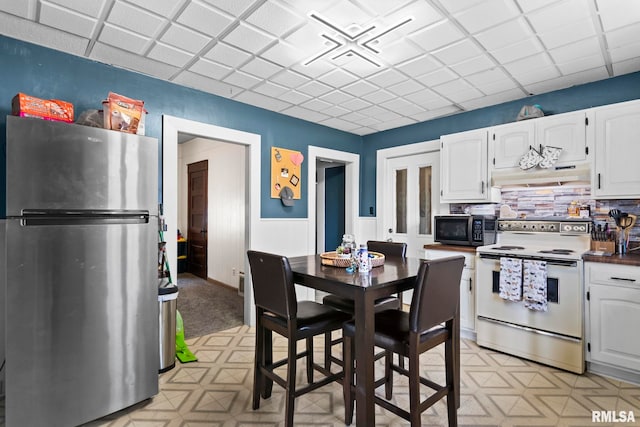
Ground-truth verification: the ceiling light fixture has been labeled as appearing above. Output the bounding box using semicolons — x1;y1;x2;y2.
304;12;413;68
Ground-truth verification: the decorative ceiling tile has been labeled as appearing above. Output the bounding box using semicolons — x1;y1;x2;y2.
453;0;520;34
549;38;601;64
40;2;96;38
269;69;309;89
161;23;211;54
173;70;242;97
107;1;164;37
597;0;640;31
90;41;178;80
474;18;533;52
222;70;263;89
319;90;353;105
380;98;424;115
537;18;596;50
316;68;359;88
44;0;103;18
432;39;483;66
386;79;424;96
189;58;232;80
233;90;291;112
491;38;544;64
203;42;252;68
99;23;149;54
245;1;304;37
240;57;282;79
450;54;495;77
527;0;591;34
201;0;257;17
361;89;395;104
301;98;332;112
280;105;331;123
555;54;606;75
408;20;465;53
341;97;373;111
147;42;192;68
222;22;276;53
297;80;334;97
342;80;380;97
321;104;350;117
278;90;312;104
433;79;484;104
2;11;88;54
260;41;306;68
415;68;458;87
177;1;234;38
252;81;289;98
396;54;441;77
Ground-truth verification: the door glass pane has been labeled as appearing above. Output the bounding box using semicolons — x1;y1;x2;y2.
395;169;407;234
419;166;432;235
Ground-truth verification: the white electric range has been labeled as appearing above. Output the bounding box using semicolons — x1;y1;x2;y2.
475;217;591;374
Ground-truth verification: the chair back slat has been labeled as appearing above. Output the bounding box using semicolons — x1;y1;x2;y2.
247;250;297;319
409;256;465;333
366;240;407;258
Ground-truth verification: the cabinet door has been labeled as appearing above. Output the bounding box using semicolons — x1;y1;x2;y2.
441;129;489;202
593;101;640;198
589;284;640;372
536;111;587;165
425;249;475;332
490;121;535;170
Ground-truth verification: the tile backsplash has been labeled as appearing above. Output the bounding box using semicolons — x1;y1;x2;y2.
451;184;640;244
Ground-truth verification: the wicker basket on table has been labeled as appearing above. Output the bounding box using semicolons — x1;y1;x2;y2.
320;251;385;268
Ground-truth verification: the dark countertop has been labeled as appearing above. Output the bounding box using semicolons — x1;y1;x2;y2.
423;243;478;254
583;251;640;266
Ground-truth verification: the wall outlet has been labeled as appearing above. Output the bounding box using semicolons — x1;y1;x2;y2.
232;268;236;276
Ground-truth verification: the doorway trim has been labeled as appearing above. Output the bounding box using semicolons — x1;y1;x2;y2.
375;140;441;241
162;115;260;325
307;146;359;255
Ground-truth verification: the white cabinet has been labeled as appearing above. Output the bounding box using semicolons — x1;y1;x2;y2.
440;129;500;203
489;111;587;171
592;100;640;199
490;121;535;169
424;248;476;334
586;262;640;373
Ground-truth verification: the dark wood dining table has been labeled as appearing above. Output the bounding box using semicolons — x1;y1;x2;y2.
288;254;460;427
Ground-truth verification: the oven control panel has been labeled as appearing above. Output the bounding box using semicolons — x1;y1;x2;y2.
497;219;591;234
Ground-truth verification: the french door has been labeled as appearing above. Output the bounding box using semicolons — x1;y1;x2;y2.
384;152;440;259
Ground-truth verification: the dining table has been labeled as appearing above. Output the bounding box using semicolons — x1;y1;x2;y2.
287;254;460;427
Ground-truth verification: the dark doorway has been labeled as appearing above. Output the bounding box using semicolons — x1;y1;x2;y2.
187;160;208;279
324;165;345;252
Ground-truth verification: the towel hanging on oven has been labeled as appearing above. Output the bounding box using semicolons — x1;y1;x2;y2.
499;257;522;301
523;260;548;311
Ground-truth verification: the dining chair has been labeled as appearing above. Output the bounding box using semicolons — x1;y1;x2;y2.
247;250;351;427
322;240;406;369
342;255;465;427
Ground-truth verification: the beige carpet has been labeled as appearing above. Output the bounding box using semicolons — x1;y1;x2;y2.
85;325;640;426
176;273;244;339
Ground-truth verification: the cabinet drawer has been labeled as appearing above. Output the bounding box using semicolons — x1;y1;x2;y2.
424;249;475;269
586;262;640;288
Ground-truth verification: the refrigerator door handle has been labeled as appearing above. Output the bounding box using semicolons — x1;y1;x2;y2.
19;209;150;226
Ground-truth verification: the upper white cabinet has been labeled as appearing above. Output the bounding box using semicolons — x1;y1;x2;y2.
592;100;640;199
440;128;500;203
489;111;588;171
490;121;534;169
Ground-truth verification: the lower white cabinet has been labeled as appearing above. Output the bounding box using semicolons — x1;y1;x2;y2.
586;262;640;373
425;248;476;333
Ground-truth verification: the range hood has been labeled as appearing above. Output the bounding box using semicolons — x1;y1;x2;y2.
491;163;591;187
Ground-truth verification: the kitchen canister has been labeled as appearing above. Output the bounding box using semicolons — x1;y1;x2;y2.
357;244;370;273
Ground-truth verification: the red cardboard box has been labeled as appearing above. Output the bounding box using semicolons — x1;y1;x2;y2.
12;93;74;122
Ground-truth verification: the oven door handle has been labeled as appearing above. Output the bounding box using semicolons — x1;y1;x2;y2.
478;253;578;267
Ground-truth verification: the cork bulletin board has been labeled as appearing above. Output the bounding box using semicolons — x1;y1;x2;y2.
271;147;303;199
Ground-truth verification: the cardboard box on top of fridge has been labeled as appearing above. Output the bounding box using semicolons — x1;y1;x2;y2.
102;92;144;134
12;93;74;122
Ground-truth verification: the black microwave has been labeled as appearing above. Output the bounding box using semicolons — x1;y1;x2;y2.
434;215;497;247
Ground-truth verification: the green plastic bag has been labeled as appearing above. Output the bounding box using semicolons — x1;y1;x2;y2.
175;309;197;363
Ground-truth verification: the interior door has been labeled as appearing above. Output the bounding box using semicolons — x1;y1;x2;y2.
187;160;208;279
384;152;440;258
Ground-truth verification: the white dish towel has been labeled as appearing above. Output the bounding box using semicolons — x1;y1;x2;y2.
499;257;522;301
523;259;548;311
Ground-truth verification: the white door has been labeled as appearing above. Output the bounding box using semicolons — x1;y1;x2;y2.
384;152;440;259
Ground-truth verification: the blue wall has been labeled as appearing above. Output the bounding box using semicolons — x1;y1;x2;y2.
0;35;361;218
2;35;640;219
360;72;640;215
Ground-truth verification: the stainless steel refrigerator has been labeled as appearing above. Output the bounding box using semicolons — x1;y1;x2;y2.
5;115;159;426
